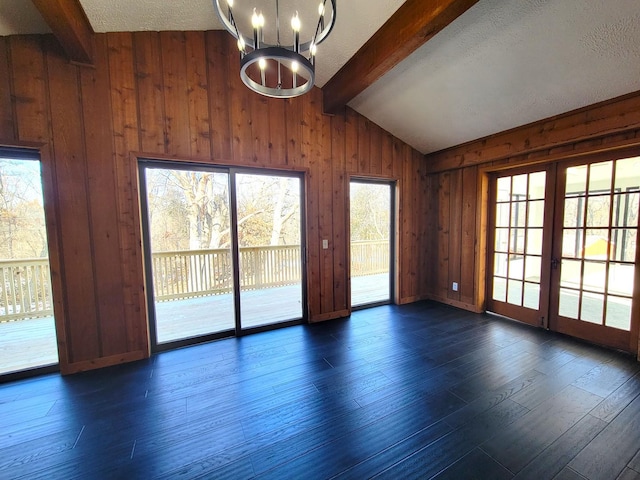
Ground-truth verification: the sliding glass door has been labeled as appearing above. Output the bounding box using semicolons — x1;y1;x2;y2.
142;166;235;344
0;152;58;375
235;173;303;329
140;163;305;349
350;180;394;307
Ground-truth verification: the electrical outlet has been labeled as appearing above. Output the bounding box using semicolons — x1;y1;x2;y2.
322;239;328;249
452;282;458;292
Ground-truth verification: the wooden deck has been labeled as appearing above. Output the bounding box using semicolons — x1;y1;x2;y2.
352;272;390;306
0;274;389;375
0;316;58;375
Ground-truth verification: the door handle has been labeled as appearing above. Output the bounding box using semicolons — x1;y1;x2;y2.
551;258;560;269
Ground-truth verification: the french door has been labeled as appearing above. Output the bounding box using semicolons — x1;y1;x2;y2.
550;156;639;351
488;153;640;352
487;167;554;327
139;162;305;350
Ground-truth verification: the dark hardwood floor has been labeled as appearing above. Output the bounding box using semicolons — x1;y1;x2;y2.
2;301;640;479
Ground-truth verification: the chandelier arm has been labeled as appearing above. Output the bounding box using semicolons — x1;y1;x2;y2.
276;0;280;46
213;0;240;39
310;0;336;47
228;9;242;42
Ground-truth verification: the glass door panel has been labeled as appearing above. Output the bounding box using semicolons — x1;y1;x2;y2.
551;156;639;350
0;155;58;375
142;167;235;344
350;181;393;307
235;173;303;329
487;169;552;326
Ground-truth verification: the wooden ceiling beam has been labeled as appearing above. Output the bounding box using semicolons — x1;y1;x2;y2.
32;0;94;64
322;0;479;115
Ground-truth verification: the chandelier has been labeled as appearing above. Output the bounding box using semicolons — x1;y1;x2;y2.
213;0;337;98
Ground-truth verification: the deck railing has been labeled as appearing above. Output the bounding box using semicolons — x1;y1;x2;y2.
151;241;389;301
350;240;390;276
0;240;390;321
0;259;53;321
151;245;303;301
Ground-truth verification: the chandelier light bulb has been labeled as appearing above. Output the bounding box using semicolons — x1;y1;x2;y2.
292;11;301;53
258;57;267;70
251;9;259;28
237;35;245;52
291;12;301;32
227;0;233;6
291;61;299;73
318;3;325;16
251;9;265;49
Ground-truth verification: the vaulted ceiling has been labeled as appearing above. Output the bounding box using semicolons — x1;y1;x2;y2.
1;0;639;154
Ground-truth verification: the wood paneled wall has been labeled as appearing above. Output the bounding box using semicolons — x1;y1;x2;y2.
0;32;429;374
423;91;640;353
424;165;481;312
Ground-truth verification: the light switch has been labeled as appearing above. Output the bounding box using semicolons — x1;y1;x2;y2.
452;282;458;291
322;239;329;249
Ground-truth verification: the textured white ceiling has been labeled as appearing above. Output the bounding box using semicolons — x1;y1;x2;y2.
350;0;640;153
80;0;219;33
1;0;640;155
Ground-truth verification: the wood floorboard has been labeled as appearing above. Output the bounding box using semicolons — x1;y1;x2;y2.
432;447;513;480
330;421;455;480
508;356;601;410
481;385;604;474
372;398;530;479
512;413;607;480
617;468;640;480
568;393;640;480
589;371;640;423
630;450;640;472
0;301;639;479
448;351;542;402
442;369;544;429
554;467;590;480
251;391;463;478
571;359;640;398
10;441;135;479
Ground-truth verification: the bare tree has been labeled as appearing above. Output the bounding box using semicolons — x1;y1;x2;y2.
350;183;390;242
0;160;48;259
270;177;297;245
145;169;303;252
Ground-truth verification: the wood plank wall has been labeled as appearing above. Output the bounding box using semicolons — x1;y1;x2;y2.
424;166;480;312
422;91;640;353
0;32;429;374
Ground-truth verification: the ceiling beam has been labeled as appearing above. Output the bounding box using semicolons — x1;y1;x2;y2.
31;0;94;64
322;0;479;115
